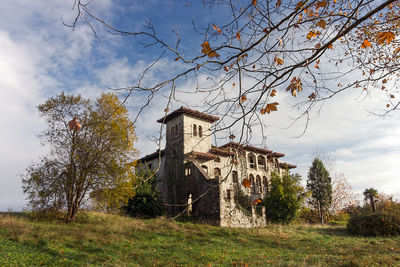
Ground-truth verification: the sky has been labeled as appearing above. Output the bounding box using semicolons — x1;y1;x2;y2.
0;0;399;211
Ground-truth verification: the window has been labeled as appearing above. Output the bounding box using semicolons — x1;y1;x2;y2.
256;175;262;193
226;189;231;200
258;156;266;171
214;168;221;178
232;171;238;184
193;124;197;137
175;125;178;138
249;174;255;193
214;157;220;163
199;125;203;137
248;153;256;169
263;176;268;193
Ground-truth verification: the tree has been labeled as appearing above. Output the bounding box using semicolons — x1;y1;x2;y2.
64;0;400;145
329;173;359;215
307;158;332;224
22;92;137;222
363;187;379;213
123;165;163;218
263;172;305;224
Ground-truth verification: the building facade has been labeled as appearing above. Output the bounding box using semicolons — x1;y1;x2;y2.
140;107;296;227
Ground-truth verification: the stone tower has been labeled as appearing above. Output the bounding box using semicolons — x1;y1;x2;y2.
156;107;219;214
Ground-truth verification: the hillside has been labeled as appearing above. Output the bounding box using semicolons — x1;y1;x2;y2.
0;212;399;266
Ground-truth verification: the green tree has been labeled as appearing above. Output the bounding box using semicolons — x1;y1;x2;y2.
363;188;379;213
124;165;163;218
22;92;137;222
263;172;305;224
307;158;332;224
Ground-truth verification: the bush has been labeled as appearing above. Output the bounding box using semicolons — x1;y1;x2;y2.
124;167;163;218
347;213;400;236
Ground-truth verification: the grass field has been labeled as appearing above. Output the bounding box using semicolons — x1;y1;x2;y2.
0;212;399;266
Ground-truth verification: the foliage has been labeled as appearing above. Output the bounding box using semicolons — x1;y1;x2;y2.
233;185;252;215
21;93;137;222
329;174;359;215
347;212;400;236
307;158;332;224
67;0;400;145
263;172;305;224
363;188;379;213
1;212;400;266
124;166;163;218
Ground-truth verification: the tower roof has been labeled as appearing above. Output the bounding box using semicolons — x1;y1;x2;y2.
157;106;219;124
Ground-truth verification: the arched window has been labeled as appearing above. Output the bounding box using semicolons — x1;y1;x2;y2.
201;165;208;174
198;125;203;137
248;153;256;169
258;156;266;171
249;174;255;193
256;175;262;193
263;176;268;193
232;171;238;184
214;168;221;178
193;124;197;137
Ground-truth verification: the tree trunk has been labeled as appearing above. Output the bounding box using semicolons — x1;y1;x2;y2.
370;197;376;213
318;199;324;225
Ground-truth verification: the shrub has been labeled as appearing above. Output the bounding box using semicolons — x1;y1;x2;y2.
234;186;252;215
347;212;400;236
124;167;163;218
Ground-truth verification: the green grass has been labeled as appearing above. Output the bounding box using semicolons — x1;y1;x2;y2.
0;212;399;266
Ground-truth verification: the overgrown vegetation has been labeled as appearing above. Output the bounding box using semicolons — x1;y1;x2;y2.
1;212;400;266
123;167;163;218
347;213;400;236
263;172;305;224
233;185;252;215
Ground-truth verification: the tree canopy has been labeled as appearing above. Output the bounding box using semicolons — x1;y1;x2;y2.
22;92;137;222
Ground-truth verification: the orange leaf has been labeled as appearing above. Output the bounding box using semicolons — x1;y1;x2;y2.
376;31;395;45
274;56;284;65
315;43;321;49
306;31;317;40
296;1;305;10
201;41;220;58
386;103;390;108
242;178;251;188
236;32;241;40
308;92;316;99
327;43;333;49
382;79;387;84
361;39;371;49
390;94;395;98
252;0;257;6
316;19;327;29
276;0;282;8
213;24;221;35
174;57;180;61
224;66;229;71
316;0;327;9
261;102;279;114
270;89;277;97
240;94;247;103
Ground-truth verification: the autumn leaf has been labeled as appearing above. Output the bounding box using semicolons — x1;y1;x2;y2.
390;94;395;98
386;103;390;108
361;38;372;49
286;77;303;97
276;0;282;8
278;38;283;46
213;24;221;35
201;41;220;58
296;1;305;10
261;102;279;114
306;31;317;40
376;31;395;45
242;178;251;188
316;0;327;9
224;66;229;71
252;0;257;6
308;92;316;99
315;43;321;49
270;89;277;97
174;57;180;61
274;56;284;65
327;43;333;49
240;94;247;103
316;19;327;29
236;32;241;40
382;79;387;84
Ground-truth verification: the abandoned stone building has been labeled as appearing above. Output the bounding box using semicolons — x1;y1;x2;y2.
139;106;296;227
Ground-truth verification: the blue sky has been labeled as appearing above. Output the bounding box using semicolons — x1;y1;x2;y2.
1;0;400;211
